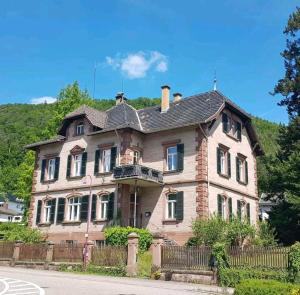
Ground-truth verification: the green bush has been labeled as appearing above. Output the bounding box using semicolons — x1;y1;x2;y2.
0;223;44;243
253;221;278;247
104;226;152;252
137;251;152;278
212;242;229;269
219;267;288;287
288;242;300;283
234;279;300;295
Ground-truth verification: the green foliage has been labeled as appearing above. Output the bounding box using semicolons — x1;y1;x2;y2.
212;242;228;269
0;223;44;243
137;251;152;278
234;279;300;295
191;215;257;247
288;242;300;283
104;226;152;252
254;221;278;247
219;268;288;288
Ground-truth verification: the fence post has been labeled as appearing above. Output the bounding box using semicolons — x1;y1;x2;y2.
126;233;139;276
86;240;94;265
150;233;164;269
11;240;23;266
44;241;54;269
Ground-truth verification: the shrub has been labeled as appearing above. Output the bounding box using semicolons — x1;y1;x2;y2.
0;222;44;243
212;242;228;269
234;279;300;295
104;226;152;252
288;242;300;283
253;221;277;247
137;251;152;278
219;267;288;287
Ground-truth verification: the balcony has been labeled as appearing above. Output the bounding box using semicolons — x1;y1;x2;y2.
113;164;163;187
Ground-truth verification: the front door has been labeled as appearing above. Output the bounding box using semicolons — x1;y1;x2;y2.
129;194;141;228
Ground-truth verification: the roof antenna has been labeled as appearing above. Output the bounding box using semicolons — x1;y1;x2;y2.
213;70;217;91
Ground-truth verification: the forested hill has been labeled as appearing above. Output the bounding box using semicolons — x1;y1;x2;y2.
0;98;279;201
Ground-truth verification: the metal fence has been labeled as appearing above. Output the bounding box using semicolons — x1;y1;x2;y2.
52;243;84;263
19;243;48;261
0;242;14;259
161;246;212;270
91;245;127;266
228;246;290;269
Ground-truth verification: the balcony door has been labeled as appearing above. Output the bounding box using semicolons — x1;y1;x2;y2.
129;194;142;228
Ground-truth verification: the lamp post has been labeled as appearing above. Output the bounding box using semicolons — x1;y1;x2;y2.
83;175;92;270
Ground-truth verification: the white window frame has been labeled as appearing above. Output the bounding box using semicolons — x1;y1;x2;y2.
101;149;111;173
238;158;245;183
76;123;84;136
220;149;226;175
166;194;177;219
44;200;52;223
47;158;56;180
219;196;226;219
99;195;109;220
133;150;140;165
167;146;178;171
74;154;82;177
68;197;81;221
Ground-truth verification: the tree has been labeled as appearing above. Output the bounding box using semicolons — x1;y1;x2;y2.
273;7;300;117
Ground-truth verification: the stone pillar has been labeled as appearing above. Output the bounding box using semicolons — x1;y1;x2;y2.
86;240;94;264
44;241;54;269
150;233;164;268
126;233;139;276
11;240;23;266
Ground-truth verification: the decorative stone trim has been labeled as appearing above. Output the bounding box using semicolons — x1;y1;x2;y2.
98;142;114;149
161;139;181;146
195;126;209;219
70;145;85;155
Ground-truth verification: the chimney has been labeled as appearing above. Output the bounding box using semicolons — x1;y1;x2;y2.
173;92;182;102
115;92;127;105
161;85;170;113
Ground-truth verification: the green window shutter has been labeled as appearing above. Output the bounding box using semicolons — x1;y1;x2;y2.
66;155;72;178
237;200;242;220
80;195;89;222
40;159;46;182
222;113;229;133
177;143;184;171
81;152;88;176
107;193;115;220
50;198;56;224
54;157;60;180
245;161;248;184
91;194;97;220
246;203;250;223
236;157;240;181
217;195;222;217
94;150;100;175
228;198;233;220
236;122;242;141
110;147;117;171
175;191;184;221
217;148;221;174
36;200;42;224
227;152;231;177
56;198;65;224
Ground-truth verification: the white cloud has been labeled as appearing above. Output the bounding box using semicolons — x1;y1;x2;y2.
105;51;168;79
30;96;57;104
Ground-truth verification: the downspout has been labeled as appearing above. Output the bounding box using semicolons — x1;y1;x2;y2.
198;123;209;214
114;129;121;220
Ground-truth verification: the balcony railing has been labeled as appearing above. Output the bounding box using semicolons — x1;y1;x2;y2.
113;164;163;184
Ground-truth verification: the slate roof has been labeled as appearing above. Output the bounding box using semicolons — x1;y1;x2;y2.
0;207;20;216
25;90;263;154
25;135;65;149
0;194;23;204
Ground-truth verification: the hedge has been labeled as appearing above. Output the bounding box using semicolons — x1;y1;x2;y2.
234;279;300;295
104;227;153;252
219;267;288;287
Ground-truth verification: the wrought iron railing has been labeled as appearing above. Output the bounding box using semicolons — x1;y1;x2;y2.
113;164;163;184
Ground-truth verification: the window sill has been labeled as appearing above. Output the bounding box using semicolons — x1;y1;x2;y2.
218;172;230;179
38;222;51;227
67;176;83;180
237;180;248;186
163;170;182;175
162;219;179;224
41;179;57;184
62;220;81;225
95;172;112;177
93;219;108;224
225;133;241;142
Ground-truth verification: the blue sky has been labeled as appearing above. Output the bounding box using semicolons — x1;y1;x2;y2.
0;0;298;123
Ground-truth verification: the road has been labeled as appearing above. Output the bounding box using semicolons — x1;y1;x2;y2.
0;267;233;295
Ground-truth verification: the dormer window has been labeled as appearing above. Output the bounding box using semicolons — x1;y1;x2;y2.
133;150;140;165
222;113;242;141
76;123;84;136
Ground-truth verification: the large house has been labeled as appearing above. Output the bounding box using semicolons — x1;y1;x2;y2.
26;86;263;245
0;194;24;223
